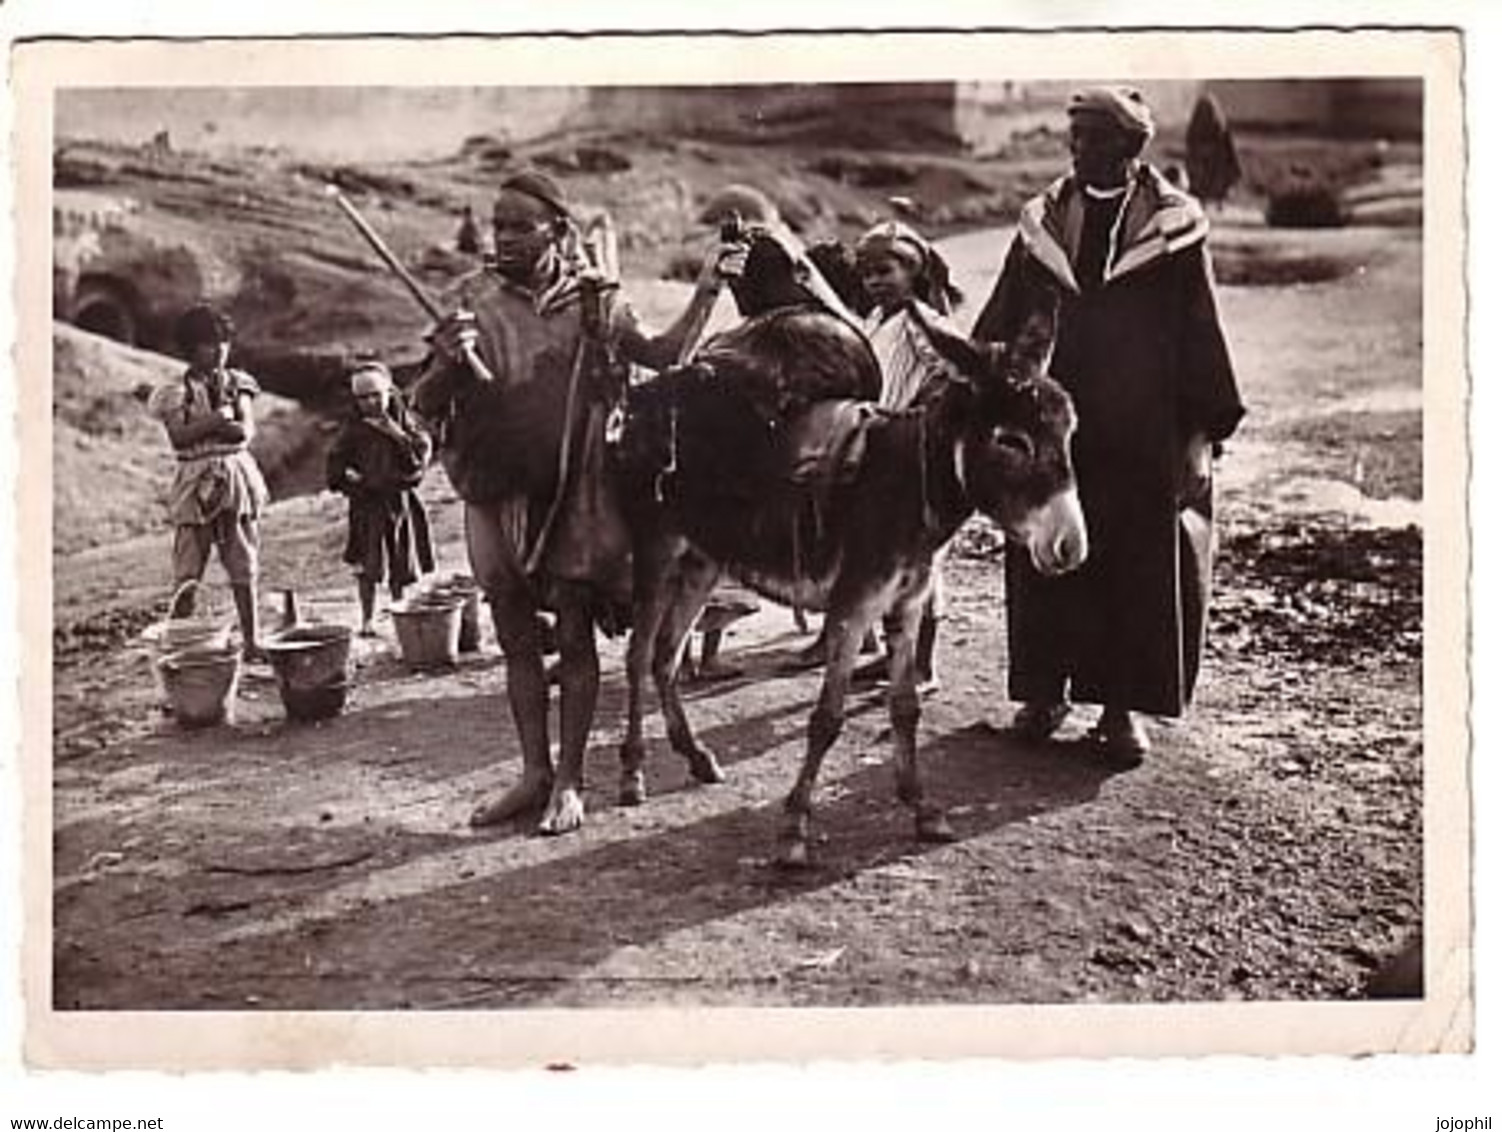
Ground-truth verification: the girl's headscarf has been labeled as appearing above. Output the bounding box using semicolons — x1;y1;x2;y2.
854;220;963;315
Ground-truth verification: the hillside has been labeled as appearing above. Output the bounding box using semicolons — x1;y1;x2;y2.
52;130;1062;394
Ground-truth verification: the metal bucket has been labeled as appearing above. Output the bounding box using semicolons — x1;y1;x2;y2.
141;581;236;698
146;618;235;654
424;574;483;653
391;595;464;670
158;644;241;728
265;623;354;721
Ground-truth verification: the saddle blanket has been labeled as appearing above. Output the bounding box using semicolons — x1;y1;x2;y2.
778;399;883;490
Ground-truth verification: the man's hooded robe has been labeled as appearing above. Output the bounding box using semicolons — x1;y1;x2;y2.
973;164;1245;715
416;261;641;626
1185;92;1242;205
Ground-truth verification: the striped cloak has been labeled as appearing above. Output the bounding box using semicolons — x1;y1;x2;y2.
974;164;1246;716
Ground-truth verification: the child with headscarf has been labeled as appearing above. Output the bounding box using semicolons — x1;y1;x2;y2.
326;361;435;636
855;219;965;411
850;219;966;692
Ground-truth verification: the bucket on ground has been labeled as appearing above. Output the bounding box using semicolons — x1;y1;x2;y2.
158;644;241;728
390;594;464;669
146;617;234;654
422;574;483;653
265;623;355;721
143;618;234;699
141;580;236;698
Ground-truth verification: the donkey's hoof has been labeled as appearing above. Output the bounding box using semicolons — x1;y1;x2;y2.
686;746;726;785
774;837;811;870
537;786;585;836
915;809;957;844
618;770;648;807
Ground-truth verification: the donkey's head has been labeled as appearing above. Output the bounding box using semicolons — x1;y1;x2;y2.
915;304;1087;577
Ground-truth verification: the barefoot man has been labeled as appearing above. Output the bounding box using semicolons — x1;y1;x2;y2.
417;168;746;834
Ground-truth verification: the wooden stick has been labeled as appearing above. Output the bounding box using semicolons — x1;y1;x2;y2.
326;185;496;382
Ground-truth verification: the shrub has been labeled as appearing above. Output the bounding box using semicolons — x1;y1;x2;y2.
808;154;918;189
1264;175;1348;229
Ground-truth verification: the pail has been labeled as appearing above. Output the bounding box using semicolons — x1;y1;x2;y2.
142;581;235;697
265;624;354;721
457;590;482;653
279;680;352;722
148;618;235;653
425;575;483;652
144;618;235;699
158;644;241;728
390;595;463;669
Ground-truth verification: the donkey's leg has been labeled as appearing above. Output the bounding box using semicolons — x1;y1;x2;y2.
885;575;955;844
538;582;599;836
619;537;683;807
777;589;886;868
652;549;725;785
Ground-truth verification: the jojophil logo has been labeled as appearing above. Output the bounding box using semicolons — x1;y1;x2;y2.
1437;1120;1492;1131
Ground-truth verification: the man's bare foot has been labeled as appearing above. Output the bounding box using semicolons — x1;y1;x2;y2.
537;784;585;835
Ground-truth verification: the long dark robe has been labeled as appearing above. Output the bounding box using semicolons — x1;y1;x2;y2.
974;164;1245;716
326;402;435;587
1185;92;1242;206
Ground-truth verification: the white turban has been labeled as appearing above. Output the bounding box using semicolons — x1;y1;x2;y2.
855;220;932;270
350;364;393;397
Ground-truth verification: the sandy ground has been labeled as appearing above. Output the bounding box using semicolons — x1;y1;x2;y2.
45;212;1427;1012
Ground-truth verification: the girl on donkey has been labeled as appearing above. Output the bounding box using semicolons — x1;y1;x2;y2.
849;218;967;694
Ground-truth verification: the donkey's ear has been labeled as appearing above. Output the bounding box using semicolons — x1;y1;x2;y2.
906;299;989;377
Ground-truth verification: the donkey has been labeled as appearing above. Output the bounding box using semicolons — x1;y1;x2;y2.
613;297;1087;866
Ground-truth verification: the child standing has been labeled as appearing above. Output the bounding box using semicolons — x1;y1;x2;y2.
147;303;271;660
853;220;966;693
327;362;435;636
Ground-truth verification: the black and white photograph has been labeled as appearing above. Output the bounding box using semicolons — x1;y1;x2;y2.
9;25;1471;1076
